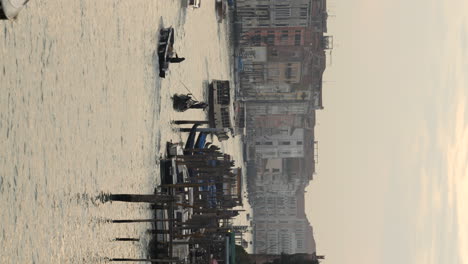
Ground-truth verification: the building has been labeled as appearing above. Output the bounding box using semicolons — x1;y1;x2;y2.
254;114;303;128
247;101;311;116
254;127;305;159
252;194;316;254
241;27;308;47
234;0;329;257
247;253;324;264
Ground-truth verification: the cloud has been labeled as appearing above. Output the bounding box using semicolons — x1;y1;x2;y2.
446;94;468;263
414;5;468;263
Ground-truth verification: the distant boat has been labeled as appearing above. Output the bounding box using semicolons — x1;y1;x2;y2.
1;0;30;20
187;0;201;9
215;0;226;23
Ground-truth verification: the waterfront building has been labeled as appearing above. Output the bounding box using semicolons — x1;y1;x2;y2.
233;0;329;257
247;101;310;116
252;194;316;254
241;26;309;47
247;253;324;264
253;127;305;159
236;0;313;30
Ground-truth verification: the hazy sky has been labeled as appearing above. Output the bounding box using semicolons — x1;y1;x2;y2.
306;0;468;263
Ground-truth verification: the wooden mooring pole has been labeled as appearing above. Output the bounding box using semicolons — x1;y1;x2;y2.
178;128;225;133
112;219;174;223
110;258;182;263
114;238;140;242
109;194;174;203
172;120;209;125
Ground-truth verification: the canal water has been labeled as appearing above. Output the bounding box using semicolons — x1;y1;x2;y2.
0;0;244;262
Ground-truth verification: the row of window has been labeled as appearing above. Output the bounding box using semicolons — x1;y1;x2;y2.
256;141;303;145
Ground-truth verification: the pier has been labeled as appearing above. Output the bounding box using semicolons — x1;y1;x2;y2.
105;125;245;263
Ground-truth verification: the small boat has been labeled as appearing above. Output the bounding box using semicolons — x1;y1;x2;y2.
157;27;175;78
187;0;201;9
0;0;29;20
215;0;226;23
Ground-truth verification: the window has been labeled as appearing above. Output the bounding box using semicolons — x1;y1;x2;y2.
297;141;303;145
280;141;291;145
251;34;261;46
285;67;292;79
280;34;289;43
273;168;280;173
294;34;301;46
297;240;304;248
276;7;291;17
266;34;275;45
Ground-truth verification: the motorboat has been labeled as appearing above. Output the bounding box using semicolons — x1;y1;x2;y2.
0;0;29;20
188;0;201;9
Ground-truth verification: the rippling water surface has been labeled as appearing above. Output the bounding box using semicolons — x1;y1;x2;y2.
0;0;240;262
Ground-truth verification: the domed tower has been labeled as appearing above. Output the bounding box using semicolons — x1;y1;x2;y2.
1;0;30;20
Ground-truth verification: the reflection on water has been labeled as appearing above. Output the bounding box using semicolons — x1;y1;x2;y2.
1;0;239;262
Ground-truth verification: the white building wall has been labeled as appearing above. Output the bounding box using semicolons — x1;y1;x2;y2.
254;128;305;158
253;218;311;254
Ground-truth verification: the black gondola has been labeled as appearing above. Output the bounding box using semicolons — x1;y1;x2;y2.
157;27;175;78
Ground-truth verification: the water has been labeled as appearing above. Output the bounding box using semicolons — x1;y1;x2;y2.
0;0;242;262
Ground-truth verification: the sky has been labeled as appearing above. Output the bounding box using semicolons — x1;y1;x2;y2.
306;0;468;263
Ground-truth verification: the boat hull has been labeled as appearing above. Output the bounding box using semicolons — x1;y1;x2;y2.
157;27;175;78
1;0;28;20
